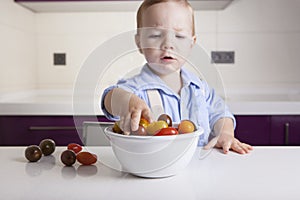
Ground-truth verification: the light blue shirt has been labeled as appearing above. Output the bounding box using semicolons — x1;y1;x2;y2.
101;64;235;146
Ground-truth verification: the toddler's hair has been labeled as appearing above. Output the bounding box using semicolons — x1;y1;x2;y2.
136;0;195;36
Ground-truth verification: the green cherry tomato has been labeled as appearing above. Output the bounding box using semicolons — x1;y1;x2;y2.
112;121;123;134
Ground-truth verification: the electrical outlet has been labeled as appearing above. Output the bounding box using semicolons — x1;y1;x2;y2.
53;53;66;65
211;51;234;64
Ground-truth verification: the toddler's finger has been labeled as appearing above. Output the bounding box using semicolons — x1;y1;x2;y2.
122;114;132;135
240;143;253;153
222;141;231;154
232;143;245;154
141;108;153;123
131;110;142;132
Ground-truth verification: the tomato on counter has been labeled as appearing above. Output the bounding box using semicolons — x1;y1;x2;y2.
67;143;82;154
76;152;97;165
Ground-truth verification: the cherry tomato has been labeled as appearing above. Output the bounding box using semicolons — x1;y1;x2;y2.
112;121;123;134
146;120;168;135
25;145;42;162
67;143;82;154
139;117;149;128
39;139;56;156
61;149;76;166
131;125;147;136
178;120;195;134
158;114;172;127
76;152;97;165
155;127;178;136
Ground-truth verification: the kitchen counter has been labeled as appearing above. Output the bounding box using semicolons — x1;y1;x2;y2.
1;146;300;200
0;89;300;115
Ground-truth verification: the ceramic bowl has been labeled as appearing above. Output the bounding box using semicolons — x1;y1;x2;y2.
104;126;203;178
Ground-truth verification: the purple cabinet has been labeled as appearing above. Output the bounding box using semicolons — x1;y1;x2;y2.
235;115;300;146
0;115;111;146
1;115;299;146
234;115;271;145
270;115;300;145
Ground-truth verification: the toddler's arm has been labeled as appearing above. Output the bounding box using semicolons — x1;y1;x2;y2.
104;88;152;135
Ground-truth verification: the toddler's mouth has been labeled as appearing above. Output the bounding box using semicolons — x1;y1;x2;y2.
161;56;175;61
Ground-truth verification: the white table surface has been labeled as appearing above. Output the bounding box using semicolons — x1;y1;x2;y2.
1;146;300;200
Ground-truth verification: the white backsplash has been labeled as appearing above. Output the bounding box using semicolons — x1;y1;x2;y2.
1;0;300;93
0;0;36;93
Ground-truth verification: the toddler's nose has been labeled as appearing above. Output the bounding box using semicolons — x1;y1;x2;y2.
161;36;174;50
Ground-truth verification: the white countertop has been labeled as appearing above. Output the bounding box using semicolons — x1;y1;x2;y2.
0;89;300;115
1;146;300;200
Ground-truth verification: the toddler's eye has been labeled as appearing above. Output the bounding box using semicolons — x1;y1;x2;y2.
149;34;161;38
176;34;186;39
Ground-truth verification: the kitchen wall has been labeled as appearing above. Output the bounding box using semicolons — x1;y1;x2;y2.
1;0;300;93
0;0;36;93
35;11;141;89
216;0;300;91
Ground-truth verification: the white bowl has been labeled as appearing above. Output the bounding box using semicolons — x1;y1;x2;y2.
104;126;203;178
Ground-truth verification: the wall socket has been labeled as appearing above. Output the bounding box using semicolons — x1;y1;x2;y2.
211;51;235;64
53;53;66;65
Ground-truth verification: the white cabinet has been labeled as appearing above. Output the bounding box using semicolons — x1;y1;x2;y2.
15;0;234;12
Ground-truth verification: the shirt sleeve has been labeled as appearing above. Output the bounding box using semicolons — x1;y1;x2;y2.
203;81;236;133
100;81;137;121
100;85;119;121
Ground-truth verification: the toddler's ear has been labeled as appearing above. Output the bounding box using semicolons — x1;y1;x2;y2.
191;35;197;47
135;34;143;54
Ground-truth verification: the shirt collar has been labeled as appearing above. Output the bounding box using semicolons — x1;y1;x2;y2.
180;67;202;89
139;64;202;93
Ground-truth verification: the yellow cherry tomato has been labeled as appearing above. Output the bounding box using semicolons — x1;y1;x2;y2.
178;120;195;134
146;120;168;135
139;117;150;128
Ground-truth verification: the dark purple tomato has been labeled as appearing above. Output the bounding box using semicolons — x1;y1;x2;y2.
131;125;147;136
61;150;76;166
158;114;172;127
39;139;56;156
25;145;42;162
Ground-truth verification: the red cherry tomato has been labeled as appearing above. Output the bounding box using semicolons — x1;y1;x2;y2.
76;152;97;165
67;143;82;154
155;127;178;136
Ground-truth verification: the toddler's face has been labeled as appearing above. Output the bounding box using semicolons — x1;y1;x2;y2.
136;2;196;75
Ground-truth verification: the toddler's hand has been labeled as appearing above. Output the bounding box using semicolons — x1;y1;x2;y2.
110;88;152;135
125;94;152;134
205;133;253;154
